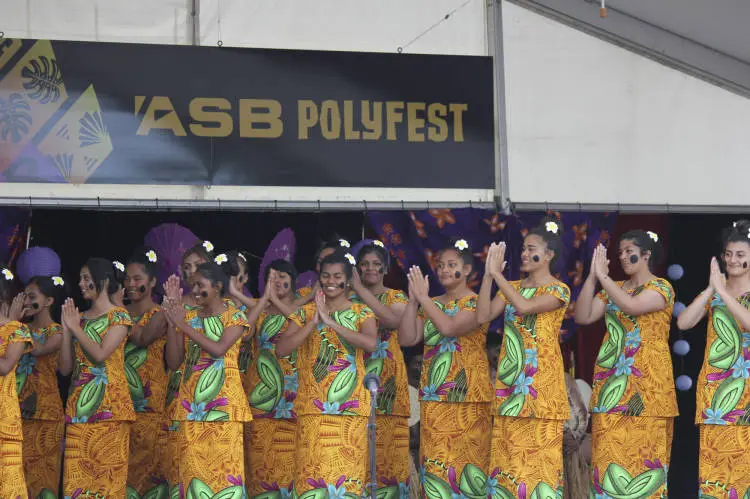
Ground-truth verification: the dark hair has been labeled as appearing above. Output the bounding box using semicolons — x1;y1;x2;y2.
356;242;390;272
216;250;252;291
440;238;474;267
183;241;214;264
315;236;349;266
0;266;17;306
85;257;119;295
528;217;565;267
111;260;126;290
319;249;354;280
127;246;158;281
27;276;67;323
620;229;664;271
722;220;750;248
264;259;298;289
195;261;229;297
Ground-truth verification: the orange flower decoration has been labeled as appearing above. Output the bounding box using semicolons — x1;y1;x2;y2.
483;213;506;234
598;230;610;245
572;224;588;248
473;245;489;263
424;249;439;271
382;224;394;235
390;233;402;246
429;209;456;229
568;260;583;287
409;212;427;238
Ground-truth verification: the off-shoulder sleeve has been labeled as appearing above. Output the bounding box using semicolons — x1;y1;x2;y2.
457;295;478;312
223;307;250;329
356;305;376;326
544;282;571;304
109;308;133;328
388;289;408;305
644;278;675;306
7;322;32;346
289;303;315;327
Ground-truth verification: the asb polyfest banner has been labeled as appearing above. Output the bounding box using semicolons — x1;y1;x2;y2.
0;37;494;189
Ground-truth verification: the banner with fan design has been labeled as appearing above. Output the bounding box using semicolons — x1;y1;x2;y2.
0;37;494;190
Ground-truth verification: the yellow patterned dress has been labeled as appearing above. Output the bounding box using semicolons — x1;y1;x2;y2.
170;305;251;496
244;309;297;499
696;292;750;498
126;307;170;497
0;321;32;499
589;278;676;499
352;289;411;496
418;295;493;499
288;302;375;498
492;281;570;498
17;323;64;498
63;308;136;498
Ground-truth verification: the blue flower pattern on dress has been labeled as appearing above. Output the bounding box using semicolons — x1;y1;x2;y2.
614;355;634;377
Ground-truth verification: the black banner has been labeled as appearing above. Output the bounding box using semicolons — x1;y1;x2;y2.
0;38;494;189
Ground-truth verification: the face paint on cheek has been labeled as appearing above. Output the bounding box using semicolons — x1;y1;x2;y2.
138;285;146;293
455;271;461;279
88;283;95;290
629;255;639;264
283;282;289;289
744;262;748;269
31;302;39;309
532;255;540;262
338;283;346;289
201;291;208;298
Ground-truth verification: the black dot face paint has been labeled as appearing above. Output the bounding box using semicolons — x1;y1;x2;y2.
744;262;748;269
378;268;385;274
200;291;208;298
138;285;146;293
31;302;40;310
629;255;639;264
454;271;461;279
88;283;95;290
532;255;540;263
338;283;346;289
283;282;289;289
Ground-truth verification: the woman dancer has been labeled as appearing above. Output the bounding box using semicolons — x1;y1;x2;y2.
575;231;675;498
125;247;170;497
162;260;250;495
59;258;135;497
351;240;411;495
0;268;32;497
180;240;215;309
243;259;299;499
677;221;750;498
276;250;377;498
220;250;255;312
476;219;570;497
295;237;351;305
19;275;66;498
398;240;493;499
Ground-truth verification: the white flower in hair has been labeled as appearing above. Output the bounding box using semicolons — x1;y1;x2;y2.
1;269;13;281
545;221;559;234
146;250;157;263
454;239;469;251
734;221;738;228
113;261;125;272
373;240;385;248
647;231;659;243
52;276;64;287
238;253;247;262
339;239;350;248
215;253;228;265
345;253;356;265
203;240;214;252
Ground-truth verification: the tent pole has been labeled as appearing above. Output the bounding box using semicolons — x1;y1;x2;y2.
191;0;200;46
487;0;511;214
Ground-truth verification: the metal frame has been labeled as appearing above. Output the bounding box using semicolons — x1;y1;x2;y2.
506;0;750;98
487;0;511;214
0;184;496;211
511;202;750;214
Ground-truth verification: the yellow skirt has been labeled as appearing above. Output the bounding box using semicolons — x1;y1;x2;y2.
23;420;64;498
699;424;750;498
295;415;368;497
376;415;411;493
591;414;672;499
420;402;492;499
490;416;563;497
126;415;169;496
0;423;27;499
175;421;245;495
244;418;297;498
62;422;131;498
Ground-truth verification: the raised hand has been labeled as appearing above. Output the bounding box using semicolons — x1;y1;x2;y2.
710;257;726;293
61;298;80;331
8;292;28;321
